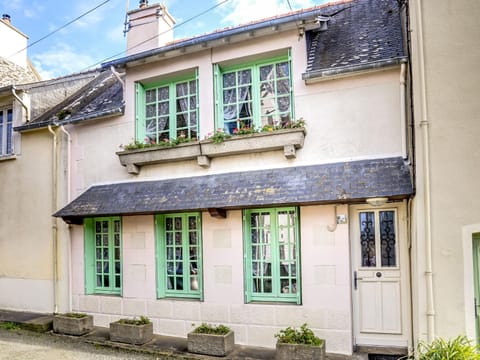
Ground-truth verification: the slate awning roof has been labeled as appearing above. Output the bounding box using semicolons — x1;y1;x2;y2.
54;157;413;224
304;0;406;81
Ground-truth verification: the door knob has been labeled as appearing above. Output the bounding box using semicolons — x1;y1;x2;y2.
376;272;382;278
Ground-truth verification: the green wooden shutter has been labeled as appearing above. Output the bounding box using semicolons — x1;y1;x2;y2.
84;218;95;295
135;82;146;142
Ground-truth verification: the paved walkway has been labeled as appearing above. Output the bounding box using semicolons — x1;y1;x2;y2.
0;309;368;359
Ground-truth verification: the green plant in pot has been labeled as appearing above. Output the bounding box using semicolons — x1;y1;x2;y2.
275;323;325;360
401;335;480;360
188;323;235;356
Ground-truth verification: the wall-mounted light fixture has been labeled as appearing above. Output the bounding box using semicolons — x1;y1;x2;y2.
366;197;388;207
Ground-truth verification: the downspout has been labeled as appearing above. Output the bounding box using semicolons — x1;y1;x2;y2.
60;125;72;312
11;86;30;122
400;63;407;159
415;0;435;342
48;125;59;314
110;66;125;88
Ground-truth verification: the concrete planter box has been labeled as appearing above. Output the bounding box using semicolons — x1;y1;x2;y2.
117;142;201;174
275;341;326;360
109;320;153;345
200;127;306;162
187;330;235;356
53;314;94;336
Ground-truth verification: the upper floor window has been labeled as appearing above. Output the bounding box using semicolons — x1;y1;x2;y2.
244;207;301;304
84;217;122;295
0;108;13;156
136;72;199;144
215;55;293;134
155;213;203;299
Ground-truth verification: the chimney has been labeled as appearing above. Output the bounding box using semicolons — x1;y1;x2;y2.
126;2;176;55
2;14;11;23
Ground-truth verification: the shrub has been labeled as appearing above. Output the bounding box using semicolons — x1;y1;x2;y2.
62;312;88;318
193;323;230;335
404;335;480;360
275;323;323;346
118;316;150;326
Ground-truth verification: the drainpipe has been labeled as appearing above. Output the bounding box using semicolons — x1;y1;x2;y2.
414;0;435;342
110;66;125;88
48;125;59;314
60;125;72;312
400;63;407;159
11;86;30;122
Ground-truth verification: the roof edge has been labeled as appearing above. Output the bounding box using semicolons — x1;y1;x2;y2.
302;57;407;83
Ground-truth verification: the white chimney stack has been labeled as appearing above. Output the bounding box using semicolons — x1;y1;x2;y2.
126;2;176;55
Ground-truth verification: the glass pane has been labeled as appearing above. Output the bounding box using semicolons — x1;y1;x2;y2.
95;235;101;246
277;96;291;112
224;89;236;104
158;117;169;131
175;217;182;230
158;102;169;115
114;234;120;247
102;221;108;233
260;64;273;81
115;276;121;288
189;96;196;110
103;234;108;246
166;233;173;245
114;220;120;233
276;62;289;77
239;86;251;101
176;98;188;113
189;112;197;127
360;212;376;267
95;221;101;233
176;82;188;97
158;86;169;101
96;275;102;287
166;218;173;231
189;232;197;245
145;89;156;103
175;232;182;245
188;216;197;230
238;69;251;84
146;104;156;118
176;114;187;128
189;80;196;94
380;211;396;267
223;72;235;87
277;79;290;95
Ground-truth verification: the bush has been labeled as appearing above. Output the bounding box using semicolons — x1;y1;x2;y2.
193;323;230;335
404;335;480;360
118;316;150;325
275;323;323;346
62;312;88;318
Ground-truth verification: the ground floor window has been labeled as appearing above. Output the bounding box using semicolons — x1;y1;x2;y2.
155;213;202;299
244;207;301;303
84;217;122;295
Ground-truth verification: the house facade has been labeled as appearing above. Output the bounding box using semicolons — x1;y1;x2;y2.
3;0;417;356
408;0;480;347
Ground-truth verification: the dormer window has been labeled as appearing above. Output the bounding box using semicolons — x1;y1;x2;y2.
0;107;13;156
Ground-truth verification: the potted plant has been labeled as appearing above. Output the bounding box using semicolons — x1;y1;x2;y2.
53;312;94;336
275;323;325;360
187;323;235;356
109;316;153;345
400;335;480;360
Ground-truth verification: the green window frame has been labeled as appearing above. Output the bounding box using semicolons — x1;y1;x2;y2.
243;207;301;304
84;217;122;295
155;213;203;299
214;53;294;134
136;71;199;143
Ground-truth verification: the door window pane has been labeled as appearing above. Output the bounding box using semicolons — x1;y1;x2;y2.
360;212;376;267
380;211;396;267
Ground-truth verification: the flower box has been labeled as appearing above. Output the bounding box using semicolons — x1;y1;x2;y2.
109;318;153;345
116;142;201;174
187;324;235;356
200;127;306;161
53;313;94;336
275;342;326;360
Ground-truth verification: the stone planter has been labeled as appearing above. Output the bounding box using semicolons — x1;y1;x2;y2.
109;320;153;345
117;142;201;174
53;313;94;336
187;330;235;356
275;341;326;360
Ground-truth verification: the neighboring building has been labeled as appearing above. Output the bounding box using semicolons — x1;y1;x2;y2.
408;0;480;346
51;0;411;356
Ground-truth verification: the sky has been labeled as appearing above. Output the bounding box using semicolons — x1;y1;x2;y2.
1;0;329;79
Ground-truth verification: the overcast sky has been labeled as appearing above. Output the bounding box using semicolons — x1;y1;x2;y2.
1;0;328;79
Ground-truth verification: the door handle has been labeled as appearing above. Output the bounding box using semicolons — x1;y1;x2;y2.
354;271;363;290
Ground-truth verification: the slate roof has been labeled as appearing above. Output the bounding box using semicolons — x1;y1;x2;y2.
304;0;406;80
54;157;413;223
15;69;124;131
0;57;40;87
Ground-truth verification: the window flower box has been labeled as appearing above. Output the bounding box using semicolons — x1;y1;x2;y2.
116;141;201;174
199;127;306;167
187;323;235;356
53;313;94;336
109;317;153;345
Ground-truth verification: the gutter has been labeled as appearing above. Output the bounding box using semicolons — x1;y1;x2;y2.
11;86;30;122
102;7;334;69
14;106;125;132
48;125;59;314
302;57;408;83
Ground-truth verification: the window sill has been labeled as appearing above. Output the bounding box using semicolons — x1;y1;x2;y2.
0;154;17;162
117;128;306;174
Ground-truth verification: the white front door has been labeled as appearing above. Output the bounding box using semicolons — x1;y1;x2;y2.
351;204;410;348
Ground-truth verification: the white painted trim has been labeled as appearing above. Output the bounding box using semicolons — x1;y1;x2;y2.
462;224;480;341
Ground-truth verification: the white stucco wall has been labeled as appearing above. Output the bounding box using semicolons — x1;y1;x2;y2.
0;20;28;68
410;0;480;344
